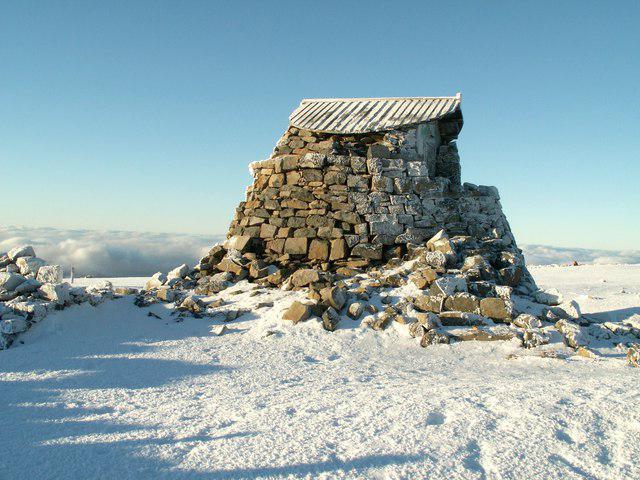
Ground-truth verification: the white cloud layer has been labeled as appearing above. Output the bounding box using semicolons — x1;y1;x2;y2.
1;225;638;276
0;225;222;277
521;244;640;266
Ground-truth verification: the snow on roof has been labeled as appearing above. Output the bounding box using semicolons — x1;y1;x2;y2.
289;94;462;134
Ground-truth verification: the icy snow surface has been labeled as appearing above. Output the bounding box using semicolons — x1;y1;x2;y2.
1;265;639;479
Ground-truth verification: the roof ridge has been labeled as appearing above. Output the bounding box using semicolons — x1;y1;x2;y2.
301;95;459;103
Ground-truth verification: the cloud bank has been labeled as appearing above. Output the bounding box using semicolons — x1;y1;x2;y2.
0;225;222;277
521;244;640;266
1;225;638;276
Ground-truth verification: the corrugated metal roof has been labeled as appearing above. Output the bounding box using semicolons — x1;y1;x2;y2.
289;94;462;134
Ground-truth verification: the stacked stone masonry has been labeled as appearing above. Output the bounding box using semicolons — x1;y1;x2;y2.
227;123;517;264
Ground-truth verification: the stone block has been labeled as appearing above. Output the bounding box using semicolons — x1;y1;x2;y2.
371;175;393;193
284;237;308;255
7;245;35;261
367;144;391;158
407;161;428;176
291;269;320;287
351;243;382;260
260;223;278;238
308;239;329;260
329;238;348;260
444;293;481;314
480;297;512;321
282;301;311;324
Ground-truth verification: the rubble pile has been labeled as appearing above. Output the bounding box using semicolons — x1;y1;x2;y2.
142;229;640;366
0;245;123;349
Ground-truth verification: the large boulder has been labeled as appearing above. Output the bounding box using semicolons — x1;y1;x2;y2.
7;245;35;261
444;293;480;314
36;265;63;284
320;286;346;310
167;264;189;280
291;269;320;288
322;307;340;331
429;276;467;296
39;283;70;305
282;301;311;324
0;272;27;291
555;319;588;349
145;272;167;290
479;297;512;321
16;257;46;276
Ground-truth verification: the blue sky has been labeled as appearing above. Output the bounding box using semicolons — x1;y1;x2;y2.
1;0;639;250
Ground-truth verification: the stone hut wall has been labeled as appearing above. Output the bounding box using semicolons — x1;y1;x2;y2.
226;122;517;263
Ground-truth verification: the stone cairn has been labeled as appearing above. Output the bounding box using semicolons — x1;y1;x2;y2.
0;245;129;349
136;97;639;363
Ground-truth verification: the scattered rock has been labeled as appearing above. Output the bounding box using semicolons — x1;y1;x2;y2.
282;301;311;324
628;344;640;367
145;272;167;291
320;286;346;310
7;245;35;261
291;269;320;288
322;307;340;331
420;330;450;347
480;297;512;322
347;302;363;319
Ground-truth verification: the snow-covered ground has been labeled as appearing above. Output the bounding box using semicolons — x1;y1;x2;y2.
1;265;639;479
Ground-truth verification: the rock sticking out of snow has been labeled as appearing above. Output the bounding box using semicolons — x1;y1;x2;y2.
0;245;124;349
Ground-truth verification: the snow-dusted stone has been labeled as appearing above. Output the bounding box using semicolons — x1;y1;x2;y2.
420;330;450;347
36;265;63;284
535;288;563;306
559;300;581;320
39;283;70;305
479;297;512;321
145;272;167;291
322;307;340;331
461;255;489;272
416;311;441;331
444;293;480;314
422;251;448;270
156;287;176;302
290;269;320;288
167;264;189;280
11;300;48;320
210;325;228;336
320;286;346;310
13;278;41;295
628;344;640;367
512;314;542;329
282;301;311;324
439;311;488;327
523;330;549;349
179;295;204;313
555;319;588;349
0;253;10;267
0;272;27;291
426;229;448;248
16;257;46;276
347;302;363;319
7;245;35;261
429;276;467;296
1;317;28;334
